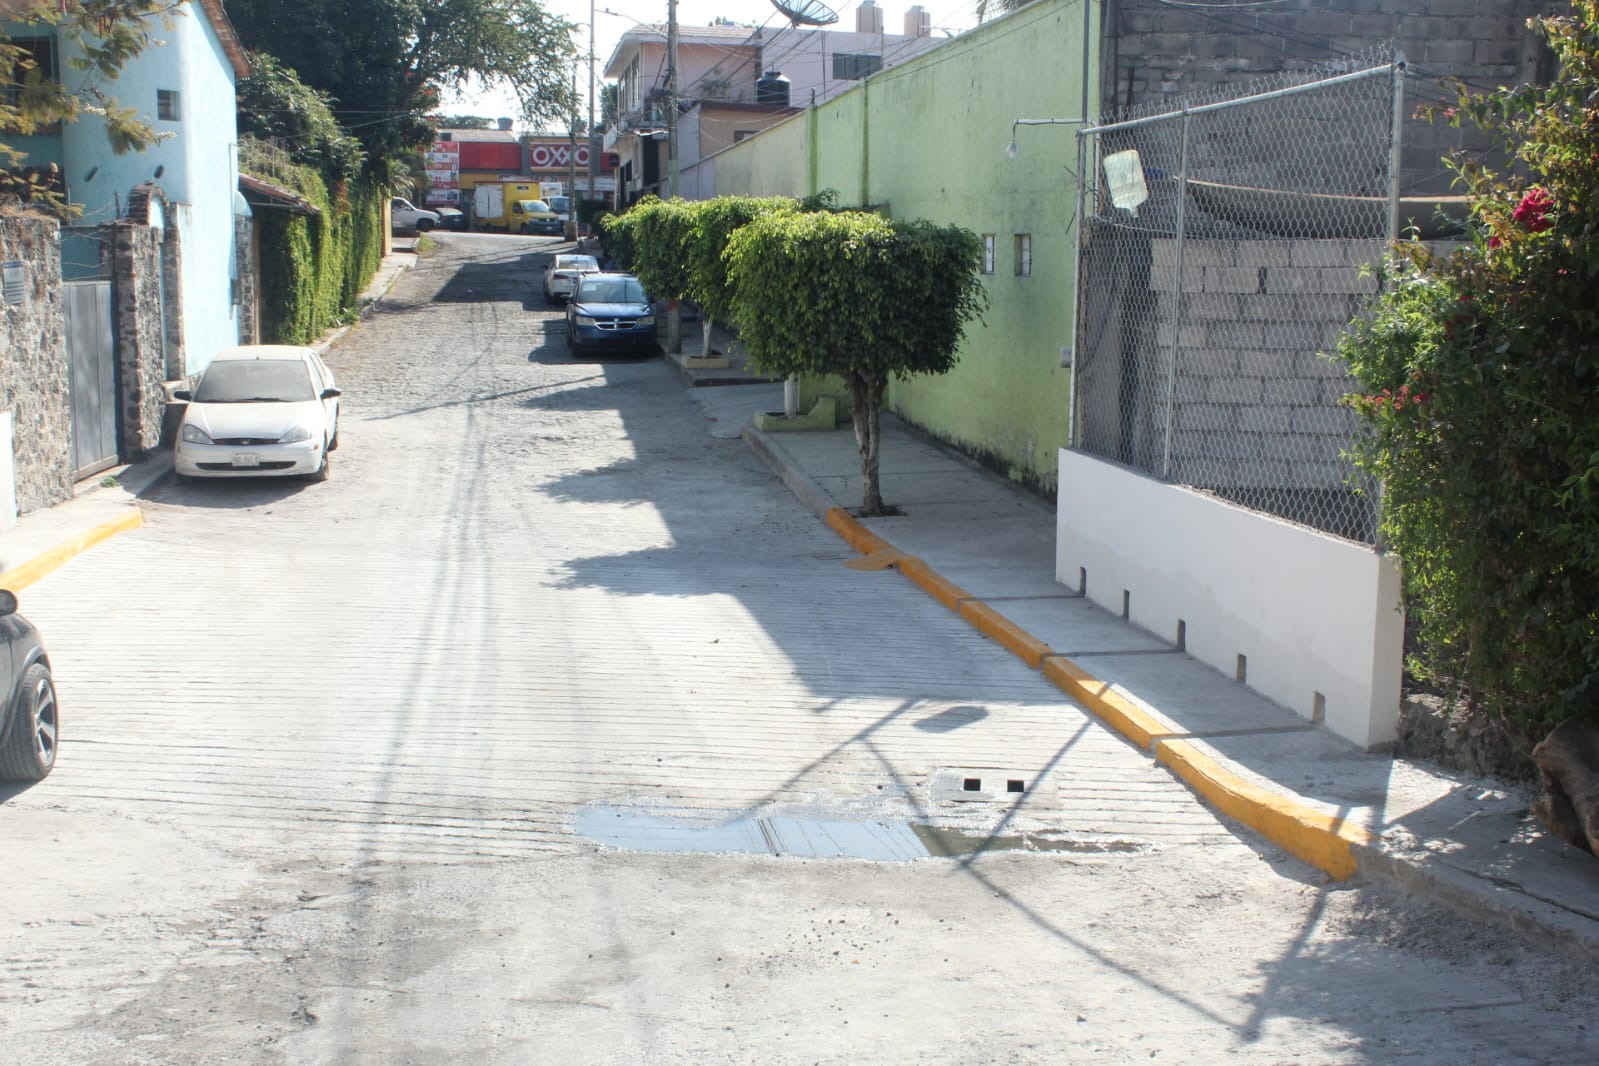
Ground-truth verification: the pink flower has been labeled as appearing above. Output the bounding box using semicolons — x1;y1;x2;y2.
1513;187;1555;232
1488;235;1503;250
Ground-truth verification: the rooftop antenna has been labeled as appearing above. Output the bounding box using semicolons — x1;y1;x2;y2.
769;0;839;26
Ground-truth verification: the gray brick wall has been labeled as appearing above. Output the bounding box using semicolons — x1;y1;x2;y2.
1106;0;1557;194
0;216;73;516
1149;237;1378;496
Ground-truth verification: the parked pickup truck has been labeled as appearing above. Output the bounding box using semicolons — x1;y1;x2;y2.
390;197;440;232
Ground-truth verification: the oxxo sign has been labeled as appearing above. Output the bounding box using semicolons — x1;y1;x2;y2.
529;143;590;168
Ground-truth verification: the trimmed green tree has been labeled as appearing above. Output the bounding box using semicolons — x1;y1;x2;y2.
725;210;986;515
620;196;697;353
685;195;797;357
597;210;639;272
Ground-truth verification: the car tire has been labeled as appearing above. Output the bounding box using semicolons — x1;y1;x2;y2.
0;662;58;782
416;218;435;232
328;426;340;452
309;446;331;483
566;332;582;357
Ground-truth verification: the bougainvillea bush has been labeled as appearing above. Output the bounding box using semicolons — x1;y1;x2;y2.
1338;3;1599;729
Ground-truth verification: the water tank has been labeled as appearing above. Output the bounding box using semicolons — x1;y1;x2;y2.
757;70;790;107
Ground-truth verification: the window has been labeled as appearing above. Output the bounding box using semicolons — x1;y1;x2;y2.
1014;233;1032;277
157;89;180;121
5;39;59;132
980;234;996;275
733;130;757;143
833;53;884;80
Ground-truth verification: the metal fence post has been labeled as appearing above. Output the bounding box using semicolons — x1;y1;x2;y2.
1159;111;1191;481
1387;54;1406;249
1067;130;1089;450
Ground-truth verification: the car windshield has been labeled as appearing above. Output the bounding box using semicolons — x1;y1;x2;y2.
194;360;316;403
556;256;598;272
577;278;647;304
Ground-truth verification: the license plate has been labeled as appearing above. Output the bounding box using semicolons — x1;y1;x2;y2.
231;453;261;468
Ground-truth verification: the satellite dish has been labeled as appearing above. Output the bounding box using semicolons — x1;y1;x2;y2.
770;0;839;27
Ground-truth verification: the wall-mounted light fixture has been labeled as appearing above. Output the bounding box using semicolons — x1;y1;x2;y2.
1005;117;1087;160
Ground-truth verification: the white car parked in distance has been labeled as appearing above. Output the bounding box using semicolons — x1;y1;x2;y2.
173;346;341;482
542;254;600;304
390;196;440;232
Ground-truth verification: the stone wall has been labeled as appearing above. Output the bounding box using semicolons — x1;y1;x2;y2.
0;216;73;515
109;222;169;457
235;216;258;345
1105;0;1557;195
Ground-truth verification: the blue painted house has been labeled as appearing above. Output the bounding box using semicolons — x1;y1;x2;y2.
5;0;251;376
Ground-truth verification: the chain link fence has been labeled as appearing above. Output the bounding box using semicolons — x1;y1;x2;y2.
1070;58;1430;544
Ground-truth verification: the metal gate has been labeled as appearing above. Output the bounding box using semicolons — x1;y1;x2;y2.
64;280;119;479
1070;57;1413;544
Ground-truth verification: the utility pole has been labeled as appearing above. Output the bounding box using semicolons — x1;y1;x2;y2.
588;0;598;221
666;0;680;199
567;62;578;237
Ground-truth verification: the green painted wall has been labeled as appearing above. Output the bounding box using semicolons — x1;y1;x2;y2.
713;0;1097;495
712;111;809;199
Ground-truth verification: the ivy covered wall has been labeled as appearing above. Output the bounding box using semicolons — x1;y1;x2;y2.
253;172;384;345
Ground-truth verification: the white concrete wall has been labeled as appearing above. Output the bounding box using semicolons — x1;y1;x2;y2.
1056;449;1403;750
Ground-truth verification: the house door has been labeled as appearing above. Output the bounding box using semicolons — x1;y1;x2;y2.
63;280;119;479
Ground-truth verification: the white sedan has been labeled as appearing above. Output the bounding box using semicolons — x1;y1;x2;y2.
541;254;600;304
173;345;341;482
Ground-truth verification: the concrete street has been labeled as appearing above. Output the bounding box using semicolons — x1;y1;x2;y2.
2;233;1597;1063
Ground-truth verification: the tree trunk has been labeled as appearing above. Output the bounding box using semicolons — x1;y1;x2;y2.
701;316;715;358
667;299;682;354
846;371;886;515
1532;718;1599;857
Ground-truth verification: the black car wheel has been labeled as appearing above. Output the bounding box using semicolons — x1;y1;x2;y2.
416;218;435;232
309;444;331;482
1;662;58;782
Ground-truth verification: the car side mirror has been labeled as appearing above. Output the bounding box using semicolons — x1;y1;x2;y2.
322;388;342;399
0;589;16;617
172;389;193;401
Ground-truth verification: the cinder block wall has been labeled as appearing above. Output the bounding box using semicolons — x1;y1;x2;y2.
1107;0;1557;194
1149;237;1379;501
0;216;73;515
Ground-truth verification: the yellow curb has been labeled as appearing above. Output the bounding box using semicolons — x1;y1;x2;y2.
957;600;1053;669
825;507;892;556
0;509;144;592
844;547;905;571
1156;737;1375;882
894;556;971;611
1041;657;1178;752
814;509;1371;882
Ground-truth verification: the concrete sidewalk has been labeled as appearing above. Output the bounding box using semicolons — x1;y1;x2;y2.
706;383;1599;962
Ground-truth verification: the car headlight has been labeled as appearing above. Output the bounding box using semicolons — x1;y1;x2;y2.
636;315;655;327
280;426;313;444
180;424;213;445
575;315;596;327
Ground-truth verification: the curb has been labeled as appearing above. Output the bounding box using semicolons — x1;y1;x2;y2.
0;510;143;593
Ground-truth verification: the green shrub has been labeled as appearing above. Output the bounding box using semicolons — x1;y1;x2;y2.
1338;3;1599;727
685;195;797;328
